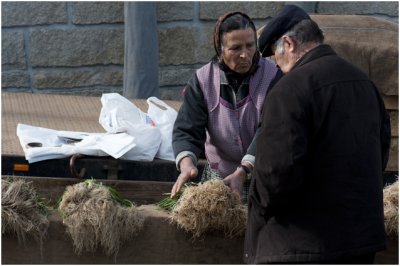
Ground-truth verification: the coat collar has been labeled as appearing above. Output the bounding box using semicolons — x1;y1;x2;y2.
292;44;337;70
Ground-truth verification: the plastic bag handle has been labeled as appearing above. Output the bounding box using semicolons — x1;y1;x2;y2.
147;97;171;111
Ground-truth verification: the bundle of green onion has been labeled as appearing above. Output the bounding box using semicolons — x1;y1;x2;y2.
157;182;198;212
157;192;181;212
83;179;133;208
58;178;144;257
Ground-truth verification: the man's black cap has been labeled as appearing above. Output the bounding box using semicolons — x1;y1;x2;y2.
258;5;310;57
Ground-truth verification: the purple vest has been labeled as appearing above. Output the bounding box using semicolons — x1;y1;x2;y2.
196;58;277;177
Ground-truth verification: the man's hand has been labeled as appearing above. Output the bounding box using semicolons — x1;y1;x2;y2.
223;167;247;196
171;157;198;198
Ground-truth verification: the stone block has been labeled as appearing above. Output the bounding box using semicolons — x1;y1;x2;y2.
2;31;26;70
317;2;398;16
30;28;124;67
250;2;286;19
72;2;124;25
157;2;194;22
1;2;67;27
32;69;123;89
199;2;284;20
2;71;30;88
159;67;196;86
286;2;318;13
159;26;213;65
160;87;184;101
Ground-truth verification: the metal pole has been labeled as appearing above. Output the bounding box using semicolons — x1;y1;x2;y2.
123;2;159;99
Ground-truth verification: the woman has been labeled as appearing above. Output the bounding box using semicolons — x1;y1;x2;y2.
171;12;282;200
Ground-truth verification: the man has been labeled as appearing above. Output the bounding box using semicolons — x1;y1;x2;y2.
245;5;391;264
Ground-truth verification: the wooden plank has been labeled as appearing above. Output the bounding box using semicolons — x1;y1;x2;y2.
382;95;398;171
387;138;398;172
389;111;398;137
382;95;398;110
2;205;245;264
375;238;399;264
1;176;174;206
1;190;397;264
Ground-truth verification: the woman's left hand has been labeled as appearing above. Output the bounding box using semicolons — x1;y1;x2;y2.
223;167;247;196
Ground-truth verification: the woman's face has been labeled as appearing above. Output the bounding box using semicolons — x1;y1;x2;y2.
221;28;256;74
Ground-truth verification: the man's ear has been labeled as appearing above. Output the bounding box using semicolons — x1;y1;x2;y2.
282;35;296;53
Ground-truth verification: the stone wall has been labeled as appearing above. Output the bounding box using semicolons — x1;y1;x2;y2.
1;1;398;100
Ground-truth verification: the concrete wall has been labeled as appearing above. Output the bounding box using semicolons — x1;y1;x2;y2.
1;1;398;100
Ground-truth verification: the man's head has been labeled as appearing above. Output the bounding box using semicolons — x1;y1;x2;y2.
259;5;324;73
214;12;259;74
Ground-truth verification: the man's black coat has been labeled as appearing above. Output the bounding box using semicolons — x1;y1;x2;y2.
245;44;391;264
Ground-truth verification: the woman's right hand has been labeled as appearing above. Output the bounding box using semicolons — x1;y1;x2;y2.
170;156;198;198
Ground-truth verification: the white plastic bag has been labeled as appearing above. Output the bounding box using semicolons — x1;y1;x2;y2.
119;124;161;161
99;93;148;133
16;123;136;163
147;97;177;161
99;93;161;161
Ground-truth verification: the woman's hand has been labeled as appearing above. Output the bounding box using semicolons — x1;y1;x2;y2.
170;157;198;198
223;167;247;196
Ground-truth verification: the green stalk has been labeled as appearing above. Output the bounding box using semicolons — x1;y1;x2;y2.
157;182;198;212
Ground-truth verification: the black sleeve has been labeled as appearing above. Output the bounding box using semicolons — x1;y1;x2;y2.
246;128;260;156
172;73;208;159
246;69;284;155
251;81;309;213
265;68;284;96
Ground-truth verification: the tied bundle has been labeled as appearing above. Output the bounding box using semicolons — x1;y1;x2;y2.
383;180;398;239
170;179;247;239
1;178;49;252
58;179;144;257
